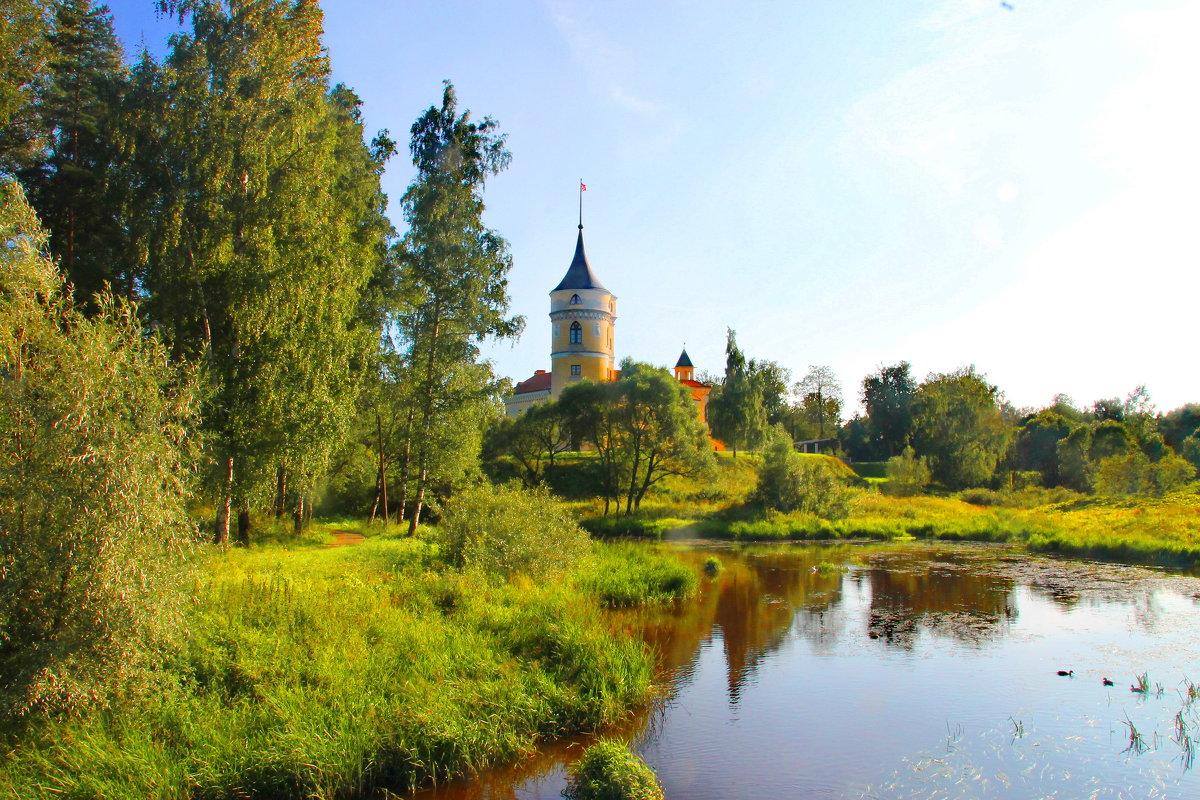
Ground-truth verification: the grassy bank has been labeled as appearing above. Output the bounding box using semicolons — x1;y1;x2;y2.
0;536;696;799
566;453;1200;569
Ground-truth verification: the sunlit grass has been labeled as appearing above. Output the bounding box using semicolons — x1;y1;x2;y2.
0;536;672;799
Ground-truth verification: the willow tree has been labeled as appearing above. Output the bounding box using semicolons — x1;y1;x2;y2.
394;81;522;533
0;182;196;717
560;360;714;515
137;0;390;542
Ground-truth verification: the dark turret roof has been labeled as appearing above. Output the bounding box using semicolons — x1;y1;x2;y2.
553;227;608;292
675;349;694;369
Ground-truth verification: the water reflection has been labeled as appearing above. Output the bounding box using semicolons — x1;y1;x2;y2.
412;543;1200;800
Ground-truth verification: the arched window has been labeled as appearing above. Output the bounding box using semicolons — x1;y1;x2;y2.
569;294;582;305
569;321;583;344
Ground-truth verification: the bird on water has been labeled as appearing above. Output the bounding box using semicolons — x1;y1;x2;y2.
1056;670;1074;677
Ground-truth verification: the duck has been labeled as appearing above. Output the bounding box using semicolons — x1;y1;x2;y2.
1130;684;1147;694
1056;670;1074;677
1103;677;1114;686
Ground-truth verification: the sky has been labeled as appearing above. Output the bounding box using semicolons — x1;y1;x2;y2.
103;0;1200;415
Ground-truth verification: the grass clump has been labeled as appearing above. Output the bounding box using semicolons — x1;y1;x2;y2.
577;543;699;608
563;739;664;800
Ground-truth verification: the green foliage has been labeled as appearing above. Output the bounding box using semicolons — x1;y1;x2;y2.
706;328;767;455
391;81;522;532
0;0;51;173
747;358;791;426
1090;419;1133;462
1094;452;1196;498
1012;410;1076;487
560;360;715;516
1183;434;1200;470
850;461;887;479
910;366;1011;489
437;484;591;579
883;446;931;497
955;485;1081;508
1160;403;1200;452
128;1;393;540
576;543;698;608
564;739;664;800
0;182;197;718
751;428;854;519
1057;425;1093;492
18;0;129;308
0;538;655;797
796;364;843;439
860;361;916;459
483;400;566;488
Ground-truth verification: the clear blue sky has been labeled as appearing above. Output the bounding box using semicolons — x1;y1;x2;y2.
105;0;1199;414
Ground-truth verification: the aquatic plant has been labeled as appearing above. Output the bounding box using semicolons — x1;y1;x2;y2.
1009;716;1025;739
563;739;664;800
1133;672;1151;694
1122;714;1150;755
702;556;723;577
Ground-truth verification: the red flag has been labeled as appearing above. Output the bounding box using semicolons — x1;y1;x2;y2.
580;182;587;191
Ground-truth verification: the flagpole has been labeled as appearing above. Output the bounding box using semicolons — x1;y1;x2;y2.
578;178;583;229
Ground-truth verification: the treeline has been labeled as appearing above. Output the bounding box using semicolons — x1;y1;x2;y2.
693;331;1199;495
2;0;518;543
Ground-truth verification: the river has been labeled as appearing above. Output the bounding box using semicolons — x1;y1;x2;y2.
413;541;1200;799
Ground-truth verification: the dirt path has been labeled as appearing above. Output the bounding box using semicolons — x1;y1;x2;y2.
321;530;367;548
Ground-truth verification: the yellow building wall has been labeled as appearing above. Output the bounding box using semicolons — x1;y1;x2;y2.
550;312;615;396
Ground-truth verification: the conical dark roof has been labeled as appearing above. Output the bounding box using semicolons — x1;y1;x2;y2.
675;349;693;368
553;227;608;292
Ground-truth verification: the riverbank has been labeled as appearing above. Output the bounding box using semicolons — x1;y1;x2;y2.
0;535;695;800
567;456;1200;570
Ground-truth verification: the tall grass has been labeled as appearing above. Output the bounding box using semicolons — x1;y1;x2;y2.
576;543;699;608
0;536;662;799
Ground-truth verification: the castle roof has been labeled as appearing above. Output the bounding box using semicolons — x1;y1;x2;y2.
675;349;694;368
512;370;552;396
553;227;608;293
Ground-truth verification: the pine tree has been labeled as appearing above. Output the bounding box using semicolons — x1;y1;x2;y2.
19;0;129;307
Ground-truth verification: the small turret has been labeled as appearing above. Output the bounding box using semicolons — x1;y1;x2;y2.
674;348;695;382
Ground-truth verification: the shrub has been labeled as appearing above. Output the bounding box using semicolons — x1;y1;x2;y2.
882;446;930;496
564;739;664;800
436;484;590;579
1095;452;1197;497
751;429;854;519
0;183;198;719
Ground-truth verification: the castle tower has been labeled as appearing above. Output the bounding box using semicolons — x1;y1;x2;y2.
550;225;616;397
